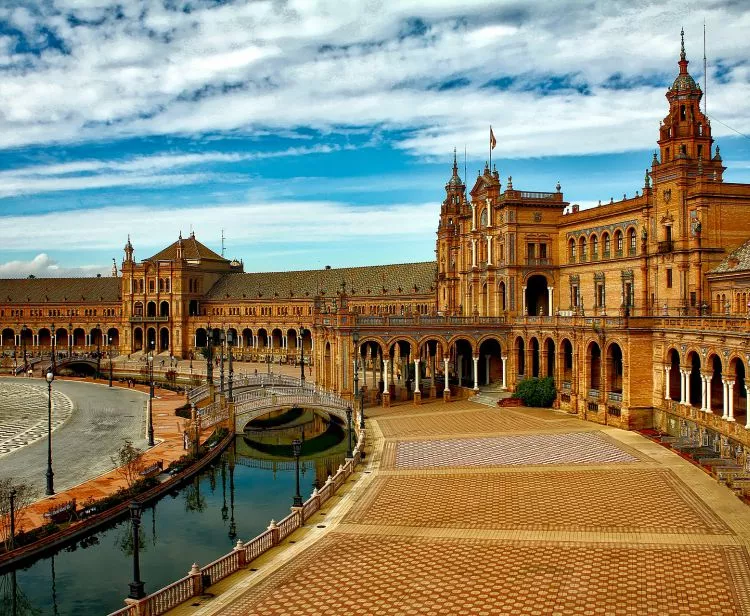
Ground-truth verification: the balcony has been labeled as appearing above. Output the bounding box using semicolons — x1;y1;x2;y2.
526;257;551;266
130;315;169;322
657;240;674;254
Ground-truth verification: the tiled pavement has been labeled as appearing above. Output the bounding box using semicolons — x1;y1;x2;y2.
169;399;750;616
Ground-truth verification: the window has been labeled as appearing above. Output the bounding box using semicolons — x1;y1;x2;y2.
539;244;547;259
665;147;670;161
615;231;623;255
603;233;610;256
666;269;673;288
569;239;576;263
680;104;686;121
572;285;579;307
628;229;637;255
624;282;632;307
596;284;605;307
690;291;697;307
665;226;672;243
591;235;598;257
527;243;535;259
697;144;703;159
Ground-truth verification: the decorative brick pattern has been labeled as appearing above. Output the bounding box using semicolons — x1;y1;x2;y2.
393;432;639;468
220;533;749;616
344;469;731;535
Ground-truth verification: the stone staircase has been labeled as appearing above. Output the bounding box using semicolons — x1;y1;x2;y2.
470;382;513;407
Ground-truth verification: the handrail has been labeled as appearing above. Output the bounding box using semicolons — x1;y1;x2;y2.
146;575;194;615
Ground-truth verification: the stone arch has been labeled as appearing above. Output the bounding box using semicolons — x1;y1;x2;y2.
729;355;747;422
146;327;156;352
446;334;476;355
606;341;623;395
270;328;283;352
195;328;207;348
560;338;574;383
257;328;269;349
227;327;238;347
524;273;550;316
242;328;253;347
146;301;157;317
73;327;86;347
160;301;169;318
587;340;602;391
286;328;298;352
708;353;723;415
159;327;169;352
478;336;503;386
38;327;52;348
529;336;540;378
544;337;555;381
1;328;14;348
55;327;68;348
107;327;119;348
686;350;702;407
515;336;526;377
667;348;681;401
90;327;103;347
133;327;144;351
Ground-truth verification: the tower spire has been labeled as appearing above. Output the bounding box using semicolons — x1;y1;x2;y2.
452;147;458;176
678;27;689;75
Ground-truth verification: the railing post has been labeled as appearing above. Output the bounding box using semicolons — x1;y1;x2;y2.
234;539;246;568
268;519;279;545
189;562;203;597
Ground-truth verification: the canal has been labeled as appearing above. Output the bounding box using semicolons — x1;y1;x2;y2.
1;409;348;616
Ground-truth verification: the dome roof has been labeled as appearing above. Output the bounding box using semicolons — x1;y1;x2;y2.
672;72;698;91
448;173;463;187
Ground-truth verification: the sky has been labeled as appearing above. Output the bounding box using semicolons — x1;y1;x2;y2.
1;0;750;277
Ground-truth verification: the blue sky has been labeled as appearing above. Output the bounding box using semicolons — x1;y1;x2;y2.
1;0;750;277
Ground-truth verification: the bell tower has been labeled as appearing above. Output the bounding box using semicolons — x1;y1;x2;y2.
656;28;721;180
436;149;466;314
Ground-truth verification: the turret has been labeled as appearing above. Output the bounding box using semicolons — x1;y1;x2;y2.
124;235;134;263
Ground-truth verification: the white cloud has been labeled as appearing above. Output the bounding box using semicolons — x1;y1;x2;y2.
0;0;748;157
0;253;108;277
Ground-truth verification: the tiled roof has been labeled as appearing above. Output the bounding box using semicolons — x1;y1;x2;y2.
206;262;437;300
145;234;227;262
0;277;120;303
710;239;750;274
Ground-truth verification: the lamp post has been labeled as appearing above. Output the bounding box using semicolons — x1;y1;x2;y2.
299;327;306;383
147;350;155;447
219;328;225;397
45;371;55;495
292;438;303;507
51;323;56;375
9;488;16;549
21;324;28;375
352;330;360;402
95;323;101;380
206;325;213;390
68;323;72;357
108;334;113;387
345;406;353;458
227;329;234;402
128;501;146;600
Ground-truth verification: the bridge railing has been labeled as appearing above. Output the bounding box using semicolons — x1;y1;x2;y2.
188;373;313;404
107;429;365;616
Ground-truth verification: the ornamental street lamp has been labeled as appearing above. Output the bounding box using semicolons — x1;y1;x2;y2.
128;501;146;600
108;334;113;387
299;327;306;383
147;351;155;447
68;323;72;357
352;330;360;400
45;371;55;495
218;328;225;396
345;406;353;459
227;329;234;402
206;325;213;391
51;323;56;375
292;438;303;507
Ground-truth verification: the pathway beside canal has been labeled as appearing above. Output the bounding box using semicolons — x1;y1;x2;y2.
166;398;750;616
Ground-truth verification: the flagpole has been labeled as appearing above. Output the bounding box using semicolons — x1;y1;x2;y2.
489;125;492;174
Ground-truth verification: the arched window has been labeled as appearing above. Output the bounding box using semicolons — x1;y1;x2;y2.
149;279;155;293
579;236;587;261
134;302;143;316
480;209;488;228
590;234;598;259
602;232;610;257
615;230;623;255
569;239;576;263
159;278;164;292
628;228;637;255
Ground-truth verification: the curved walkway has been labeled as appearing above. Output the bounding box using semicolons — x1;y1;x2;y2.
165;398;750;616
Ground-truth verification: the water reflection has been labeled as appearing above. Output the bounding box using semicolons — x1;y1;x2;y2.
0;408;346;615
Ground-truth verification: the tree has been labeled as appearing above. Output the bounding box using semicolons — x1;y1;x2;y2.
514;377;556;408
111;440;145;493
0;479;36;551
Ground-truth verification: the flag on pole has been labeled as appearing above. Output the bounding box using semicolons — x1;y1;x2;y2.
490;126;497;150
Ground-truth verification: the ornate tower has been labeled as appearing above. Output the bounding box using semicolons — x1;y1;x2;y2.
436;149;466;314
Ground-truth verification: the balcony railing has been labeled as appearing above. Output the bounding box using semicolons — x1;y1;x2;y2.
603;250;610;258
129;315;169;322
628;247;637;256
588;389;600;400
526;257;551;266
657;240;674;254
578;254;587;263
615;249;623;257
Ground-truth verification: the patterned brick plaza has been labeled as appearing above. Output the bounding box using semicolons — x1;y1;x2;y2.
169;399;750;616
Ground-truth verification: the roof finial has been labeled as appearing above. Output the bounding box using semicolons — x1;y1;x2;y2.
452;147;458;176
680;27;686;61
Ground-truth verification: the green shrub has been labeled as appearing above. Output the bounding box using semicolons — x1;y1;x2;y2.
514;377;556;408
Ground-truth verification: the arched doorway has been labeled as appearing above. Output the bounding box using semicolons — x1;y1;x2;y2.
146;327;156;352
257;329;269;350
38;328;52;349
1;328;14;348
588;341;601;392
668;349;681;402
242;328;253;348
159;327;169;352
478;338;502;386
731;357;746;423
607;343;623;396
90;327;103;348
55;328;68;349
451;339;473;389
544;338;555;380
160;301;170;318
133;328;144;351
271;329;283;353
147;302;157;317
195;328;207;348
709;355;723;415
107;328;120;348
688;351;701;407
287;329;298;352
516;337;525;378
529;337;540;378
561;339;573;385
73;328;86;347
525;274;549;316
